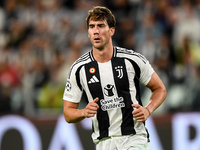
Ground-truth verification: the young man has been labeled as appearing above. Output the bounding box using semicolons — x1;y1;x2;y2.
63;6;166;150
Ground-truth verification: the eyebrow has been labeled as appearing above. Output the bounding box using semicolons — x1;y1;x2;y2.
89;23;106;26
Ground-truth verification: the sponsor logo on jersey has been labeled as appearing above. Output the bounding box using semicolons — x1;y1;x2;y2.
100;97;125;111
88;75;99;84
104;84;115;97
101;84;125;111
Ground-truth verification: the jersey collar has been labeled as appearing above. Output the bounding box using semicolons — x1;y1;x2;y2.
90;46;117;62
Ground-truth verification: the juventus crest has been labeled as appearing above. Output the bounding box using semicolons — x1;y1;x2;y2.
115;66;123;79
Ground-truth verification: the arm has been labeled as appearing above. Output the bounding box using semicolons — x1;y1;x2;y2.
63;98;99;123
145;72;167;115
132;72;167;122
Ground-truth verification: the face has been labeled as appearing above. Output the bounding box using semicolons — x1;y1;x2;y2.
88;19;115;50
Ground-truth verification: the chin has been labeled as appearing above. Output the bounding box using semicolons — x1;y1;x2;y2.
93;44;103;49
94;45;104;50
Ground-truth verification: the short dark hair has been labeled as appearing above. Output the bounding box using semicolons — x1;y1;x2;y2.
86;6;116;28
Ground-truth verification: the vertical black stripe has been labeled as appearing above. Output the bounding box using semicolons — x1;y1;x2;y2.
128;59;143;106
111;57;136;135
129;59;150;139
75;66;83;91
84;61;110;140
127;58;150;141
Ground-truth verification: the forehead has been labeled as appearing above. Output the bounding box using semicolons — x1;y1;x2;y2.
89;19;108;25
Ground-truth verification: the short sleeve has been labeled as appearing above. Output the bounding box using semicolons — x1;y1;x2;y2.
139;60;154;86
63;68;83;103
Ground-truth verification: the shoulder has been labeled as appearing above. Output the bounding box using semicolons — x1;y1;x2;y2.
73;51;92;66
115;46;134;54
114;46;148;64
68;50;93;78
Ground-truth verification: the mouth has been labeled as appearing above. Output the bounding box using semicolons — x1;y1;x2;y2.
94;37;101;42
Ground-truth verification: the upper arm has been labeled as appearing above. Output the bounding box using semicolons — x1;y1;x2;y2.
146;72;166;92
63;100;79;121
64;100;79;111
63;100;86;123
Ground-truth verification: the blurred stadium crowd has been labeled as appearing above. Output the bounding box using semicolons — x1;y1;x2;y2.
0;0;200;117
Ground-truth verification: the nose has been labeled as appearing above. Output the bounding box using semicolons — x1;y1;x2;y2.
94;27;99;34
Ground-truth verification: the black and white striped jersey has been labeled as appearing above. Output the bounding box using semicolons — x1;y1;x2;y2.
63;46;154;143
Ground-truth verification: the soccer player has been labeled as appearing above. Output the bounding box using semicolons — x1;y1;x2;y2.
63;6;167;150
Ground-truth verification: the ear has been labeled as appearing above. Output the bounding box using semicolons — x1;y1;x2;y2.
109;27;115;36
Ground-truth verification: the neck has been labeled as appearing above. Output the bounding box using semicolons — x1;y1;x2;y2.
93;45;113;63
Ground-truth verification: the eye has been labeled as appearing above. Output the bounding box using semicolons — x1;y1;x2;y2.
99;24;104;28
89;25;94;29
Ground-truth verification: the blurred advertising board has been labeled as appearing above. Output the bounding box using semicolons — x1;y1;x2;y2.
0;113;200;150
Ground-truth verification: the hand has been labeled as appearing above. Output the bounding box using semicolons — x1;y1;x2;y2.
132;104;150;122
83;97;99;118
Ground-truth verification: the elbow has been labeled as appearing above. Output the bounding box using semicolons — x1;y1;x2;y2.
65;119;73;124
153;85;167;101
64;116;73;123
64;114;82;123
63;113;73;123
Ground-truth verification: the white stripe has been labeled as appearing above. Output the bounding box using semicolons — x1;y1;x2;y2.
124;59;138;105
98;61;122;136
